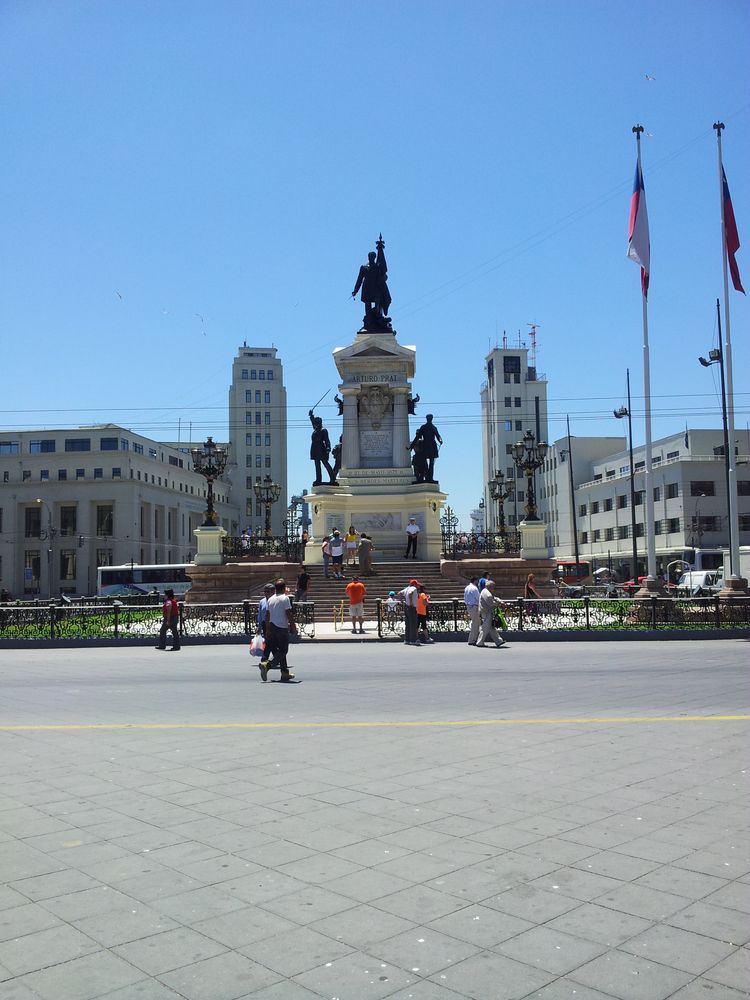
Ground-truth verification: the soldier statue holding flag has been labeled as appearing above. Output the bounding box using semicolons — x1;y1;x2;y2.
352;234;393;333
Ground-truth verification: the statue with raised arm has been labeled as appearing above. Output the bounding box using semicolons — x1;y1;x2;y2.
309;410;337;486
352;234;393;333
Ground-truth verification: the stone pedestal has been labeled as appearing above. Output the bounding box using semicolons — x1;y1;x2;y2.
305;327;448;562
518;519;549;560
719;575;749;597
193;525;227;566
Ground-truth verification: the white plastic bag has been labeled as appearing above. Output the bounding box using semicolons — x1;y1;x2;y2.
249;633;265;657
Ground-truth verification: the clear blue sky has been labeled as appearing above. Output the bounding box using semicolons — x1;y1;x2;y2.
2;0;748;526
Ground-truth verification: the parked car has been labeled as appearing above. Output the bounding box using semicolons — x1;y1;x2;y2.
677;570;723;596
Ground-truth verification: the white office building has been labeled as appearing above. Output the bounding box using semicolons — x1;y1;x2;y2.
227;345;288;537
480;344;548;528
0;425;239;598
542;428;750;578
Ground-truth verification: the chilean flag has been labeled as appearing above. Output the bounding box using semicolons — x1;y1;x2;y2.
723;168;745;294
627;161;650;298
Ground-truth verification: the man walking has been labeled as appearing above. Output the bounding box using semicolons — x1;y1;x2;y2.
404;517;420;559
345;575;366;634
260;578;296;682
464;575;481;645
399;578;421;646
155;588;180;651
477;579;506;648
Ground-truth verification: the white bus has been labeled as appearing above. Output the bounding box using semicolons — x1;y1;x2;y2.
96;564;193;598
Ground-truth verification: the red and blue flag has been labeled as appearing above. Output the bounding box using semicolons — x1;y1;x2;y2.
722;168;745;294
627;161;650;298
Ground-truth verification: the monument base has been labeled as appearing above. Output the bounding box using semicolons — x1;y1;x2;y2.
518;519;549;560
193;525;227;566
304;471;447;562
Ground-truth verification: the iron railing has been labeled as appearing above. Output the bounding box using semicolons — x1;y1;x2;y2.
441;530;521;559
223;535;302;562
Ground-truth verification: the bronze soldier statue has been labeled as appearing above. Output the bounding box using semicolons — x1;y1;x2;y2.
412;414;443;483
309;410;337;486
352;235;392;333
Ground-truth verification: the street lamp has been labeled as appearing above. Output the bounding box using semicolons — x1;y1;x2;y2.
559;415;581;581
488;469;511;538
511;430;548;522
699;309;733;564
254;475;281;537
190;437;228;527
614;368;640;582
35;498;54;599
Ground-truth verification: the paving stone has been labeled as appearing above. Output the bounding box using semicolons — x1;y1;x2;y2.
98;978;192;998
427;949;555;999
568;949;693;1000
39;886;140;922
546;902;652;947
155;886;250;925
310;903;418;951
666;978;750;999
484;884;581;924
426;903;533;949
293;949;417;999
666;901;750;945
18;951;144;1000
702;880;750;914
113;927;228;975
236;982;331;1000
191;907;297;949
0;887;32;911
673;848;750;880
594;882;690;920
158;950;280;1000
528;866;623;902
9;870;101;903
371;884;466;923
239;925;354;977
369;925;481;977
0;903;62;943
634;865;728;900
0;923;101;977
494;925;607;976
619;923;737;975
260;885;356;925
702;946;750;992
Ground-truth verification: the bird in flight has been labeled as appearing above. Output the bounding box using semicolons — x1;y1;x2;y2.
645;74;655;81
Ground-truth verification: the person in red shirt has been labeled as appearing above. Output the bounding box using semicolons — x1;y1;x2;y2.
156;588;180;651
345;576;367;634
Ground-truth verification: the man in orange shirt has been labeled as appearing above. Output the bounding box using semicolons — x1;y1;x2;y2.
416;585;434;644
345;575;367;634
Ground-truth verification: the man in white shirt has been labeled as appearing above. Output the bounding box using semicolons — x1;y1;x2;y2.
261;578;296;681
478;580;506;648
329;530;345;579
399;578;421;645
404;517;420;560
463;575;481;645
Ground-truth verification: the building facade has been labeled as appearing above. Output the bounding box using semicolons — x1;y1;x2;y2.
227;345;288;536
480;344;549;529
0;425;239;597
542;428;750;579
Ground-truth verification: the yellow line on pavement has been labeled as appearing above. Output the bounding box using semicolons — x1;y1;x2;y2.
0;715;749;732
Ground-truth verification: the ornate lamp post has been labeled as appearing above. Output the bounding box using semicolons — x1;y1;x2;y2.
254;475;282;537
190;436;228;527
488;470;511;537
511;430;548;522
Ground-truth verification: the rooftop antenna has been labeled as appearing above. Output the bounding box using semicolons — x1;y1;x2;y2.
502;329;507;349
527;322;541;370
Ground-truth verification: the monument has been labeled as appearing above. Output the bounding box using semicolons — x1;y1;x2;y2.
304;237;447;560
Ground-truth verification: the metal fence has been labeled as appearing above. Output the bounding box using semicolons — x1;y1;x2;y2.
222;535;302;562
0;601;316;642
441;531;521;560
376;596;750;637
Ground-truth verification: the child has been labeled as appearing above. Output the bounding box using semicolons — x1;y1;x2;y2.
416;586;434;644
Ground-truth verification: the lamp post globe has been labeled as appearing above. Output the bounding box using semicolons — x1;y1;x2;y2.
510;430;548;522
190;436;228;527
254;475;282;537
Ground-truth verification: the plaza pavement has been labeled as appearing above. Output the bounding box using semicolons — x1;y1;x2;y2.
0;639;748;1000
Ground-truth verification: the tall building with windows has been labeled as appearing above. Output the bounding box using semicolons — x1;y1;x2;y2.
480;344;549;528
0;425;239;597
227;345;288;536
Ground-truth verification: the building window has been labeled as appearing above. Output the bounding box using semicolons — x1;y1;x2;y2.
635;461;645;471
60;550;76;581
133;442;143;454
667;517;680;533
654;520;662;535
514;397;521;408
60;506;77;536
30;439;55;453
255;413;261;425
96;549;113;567
737;481;750;496
264;412;271;425
58;469;67;480
265;433;271;447
504;396;511;407
666;450;679;459
259;370;266;380
505;444;514;455
40;470;49;481
264;390;271;403
245;412;253;425
504;420;512;431
0;441;20;454
267;370;274;380
739;514;750;531
591;501;600;514
605;527;614;541
112;468;121;479
251;369;257;379
245;455;253;467
76;468;85;480
24;550;40;587
23;470;31;481
148;448;157;458
666;482;679;499
617;494;628;509
617;525;629;539
265;455;271;468
579;503;587;516
100;437;118;450
635;523;645;537
580;531;588;544
96;505;113;537
252;390;259;403
241;368;249;380
245;433;253;446
25;507;42;538
593;529;601;542
634;490;644;506
255;501;262;516
692;515;720;533
653;486;661;501
246;476;254;489
604;498;613;512
65;438;91;452
94;468;103;479
690;481;715;497
606;470;615;479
